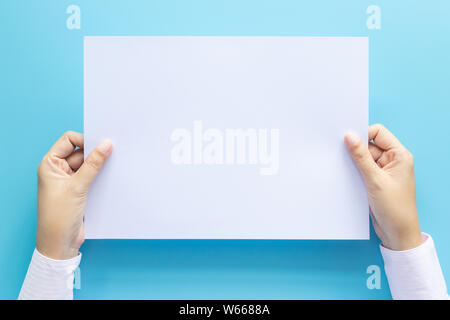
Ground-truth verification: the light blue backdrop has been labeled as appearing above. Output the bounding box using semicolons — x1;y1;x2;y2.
1;0;449;299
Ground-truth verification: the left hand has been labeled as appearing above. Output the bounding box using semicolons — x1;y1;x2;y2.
36;131;113;259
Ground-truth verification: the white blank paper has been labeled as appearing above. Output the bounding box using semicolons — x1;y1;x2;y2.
84;36;369;239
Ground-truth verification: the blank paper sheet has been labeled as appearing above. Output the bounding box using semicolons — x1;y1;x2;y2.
84;36;369;239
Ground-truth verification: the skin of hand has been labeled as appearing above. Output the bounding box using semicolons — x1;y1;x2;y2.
36;131;113;260
345;124;423;251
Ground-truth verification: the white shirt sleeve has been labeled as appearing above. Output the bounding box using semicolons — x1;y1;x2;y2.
18;248;81;300
380;233;449;300
18;233;448;300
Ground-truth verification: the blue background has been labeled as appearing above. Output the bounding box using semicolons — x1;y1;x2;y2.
1;0;449;299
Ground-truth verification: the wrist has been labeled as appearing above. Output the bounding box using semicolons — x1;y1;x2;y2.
36;238;79;260
382;229;423;251
36;246;79;260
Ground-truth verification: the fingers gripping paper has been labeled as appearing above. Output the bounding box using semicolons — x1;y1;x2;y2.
84;36;369;239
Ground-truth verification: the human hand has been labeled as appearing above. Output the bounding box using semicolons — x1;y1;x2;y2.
345;124;423;251
36;131;113;259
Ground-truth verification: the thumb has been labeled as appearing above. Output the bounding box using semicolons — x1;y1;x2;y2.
75;139;113;191
344;132;379;182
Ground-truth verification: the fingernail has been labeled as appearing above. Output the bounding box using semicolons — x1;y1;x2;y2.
97;139;113;155
345;132;361;148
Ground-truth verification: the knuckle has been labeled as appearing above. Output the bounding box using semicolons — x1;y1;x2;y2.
63;131;74;138
378;124;388;135
406;150;414;166
85;150;106;171
398;147;413;163
351;144;365;161
372;123;384;129
85;158;101;172
37;162;43;177
353;152;364;162
37;155;48;177
370;123;385;132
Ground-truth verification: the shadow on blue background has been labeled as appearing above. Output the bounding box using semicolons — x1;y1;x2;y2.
1;0;449;299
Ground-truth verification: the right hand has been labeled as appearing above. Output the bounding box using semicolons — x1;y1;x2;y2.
345;124;423;251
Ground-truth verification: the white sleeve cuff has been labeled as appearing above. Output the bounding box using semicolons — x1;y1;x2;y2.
380;233;448;300
18;248;81;300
